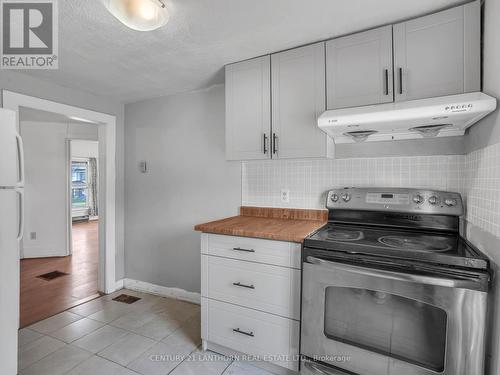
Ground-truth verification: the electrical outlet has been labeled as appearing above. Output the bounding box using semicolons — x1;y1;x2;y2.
280;189;290;203
30;232;36;240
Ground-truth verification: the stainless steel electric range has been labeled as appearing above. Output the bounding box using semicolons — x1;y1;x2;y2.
300;188;490;375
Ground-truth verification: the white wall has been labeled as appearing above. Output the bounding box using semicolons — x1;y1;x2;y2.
72;140;99;159
124;85;241;293
20;121;98;258
0;71;125;280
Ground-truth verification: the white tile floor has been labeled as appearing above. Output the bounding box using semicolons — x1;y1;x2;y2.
19;289;275;375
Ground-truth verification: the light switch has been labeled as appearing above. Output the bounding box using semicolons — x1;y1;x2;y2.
139;161;148;173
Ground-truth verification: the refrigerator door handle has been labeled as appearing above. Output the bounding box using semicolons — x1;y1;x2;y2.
16;188;24;241
15;133;25;187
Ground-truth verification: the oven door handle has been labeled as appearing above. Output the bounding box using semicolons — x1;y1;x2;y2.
306;256;488;291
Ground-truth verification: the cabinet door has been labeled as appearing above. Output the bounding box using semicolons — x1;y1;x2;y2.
225;56;271;160
271;43;331;159
393;2;480;101
326;25;394;109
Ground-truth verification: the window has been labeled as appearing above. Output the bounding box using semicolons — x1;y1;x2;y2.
72;160;89;208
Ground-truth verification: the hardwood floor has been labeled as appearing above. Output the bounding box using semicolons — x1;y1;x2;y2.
20;220;100;327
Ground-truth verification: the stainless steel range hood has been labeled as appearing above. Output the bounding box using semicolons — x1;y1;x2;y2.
318;92;497;144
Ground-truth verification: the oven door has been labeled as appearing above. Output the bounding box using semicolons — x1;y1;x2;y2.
301;255;488;375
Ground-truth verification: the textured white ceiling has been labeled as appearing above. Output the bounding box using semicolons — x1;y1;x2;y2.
21;0;463;103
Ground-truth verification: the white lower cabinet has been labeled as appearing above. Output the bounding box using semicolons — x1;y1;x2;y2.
201;233;302;269
201;255;301;320
202;298;300;371
200;234;301;372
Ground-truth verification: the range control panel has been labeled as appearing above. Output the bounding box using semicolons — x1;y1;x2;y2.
327;188;464;216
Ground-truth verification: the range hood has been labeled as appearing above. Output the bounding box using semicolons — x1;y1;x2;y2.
318;92;497;144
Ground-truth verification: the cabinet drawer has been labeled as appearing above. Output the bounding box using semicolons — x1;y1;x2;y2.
201;233;301;269
202;298;300;371
201;255;301;320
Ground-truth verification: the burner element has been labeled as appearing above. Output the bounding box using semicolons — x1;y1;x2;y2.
378;235;452;252
327;229;364;242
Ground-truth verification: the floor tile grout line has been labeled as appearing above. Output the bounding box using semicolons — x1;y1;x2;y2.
20;292;204;375
22;345;94;375
27;312;85;335
57;353;144;375
44;319;106;344
18;334;68;371
160;345;233;375
155;345;200;375
220;359;236;375
94;332;158;368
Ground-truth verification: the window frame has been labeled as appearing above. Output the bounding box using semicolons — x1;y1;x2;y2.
71;158;90;209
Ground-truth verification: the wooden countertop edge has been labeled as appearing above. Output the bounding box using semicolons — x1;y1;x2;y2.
193;224;324;243
194;207;328;243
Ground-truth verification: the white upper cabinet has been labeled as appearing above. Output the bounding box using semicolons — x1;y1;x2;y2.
271;43;332;159
326;25;394;110
393;1;480;102
224;1;481;159
225;56;271;160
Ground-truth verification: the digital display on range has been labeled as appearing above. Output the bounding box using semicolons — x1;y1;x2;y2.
366;193;410;205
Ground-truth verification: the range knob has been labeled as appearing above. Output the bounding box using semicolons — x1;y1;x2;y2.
341;193;351;202
412;195;424;204
444;198;457;207
428;196;440;205
330;193;339;202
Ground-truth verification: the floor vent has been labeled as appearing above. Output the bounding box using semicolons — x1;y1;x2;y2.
112;294;141;304
37;271;69;281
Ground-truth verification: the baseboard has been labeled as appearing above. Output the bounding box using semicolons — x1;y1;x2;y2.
114;279;124;291
21;248;69;259
119;278;201;305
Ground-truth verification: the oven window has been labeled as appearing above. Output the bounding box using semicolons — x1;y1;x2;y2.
324;287;447;372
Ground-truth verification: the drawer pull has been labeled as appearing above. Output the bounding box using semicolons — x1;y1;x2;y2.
232;247;255;253
233;328;254;337
232;282;255;289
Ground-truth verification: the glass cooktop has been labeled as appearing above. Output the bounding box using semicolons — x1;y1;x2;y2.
304;223;489;270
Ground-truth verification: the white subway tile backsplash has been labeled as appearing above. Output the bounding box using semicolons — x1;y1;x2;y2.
242;155;464;209
242;145;500;240
463;143;500;238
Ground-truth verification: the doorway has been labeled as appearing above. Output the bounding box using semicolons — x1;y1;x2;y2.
17;111;103;326
2;90;117;328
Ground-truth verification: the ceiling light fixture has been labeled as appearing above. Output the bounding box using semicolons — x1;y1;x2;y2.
102;0;169;31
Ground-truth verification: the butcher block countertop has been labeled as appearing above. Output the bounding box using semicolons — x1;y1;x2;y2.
194;206;328;243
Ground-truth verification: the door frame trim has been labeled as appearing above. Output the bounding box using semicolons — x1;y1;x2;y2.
1;90;117;294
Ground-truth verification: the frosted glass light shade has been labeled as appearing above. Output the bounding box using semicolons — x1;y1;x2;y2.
102;0;169;31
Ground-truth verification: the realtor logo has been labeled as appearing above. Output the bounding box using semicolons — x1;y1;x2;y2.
1;0;58;69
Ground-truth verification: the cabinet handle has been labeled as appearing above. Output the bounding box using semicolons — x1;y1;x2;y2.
398;67;403;95
233;328;254;337
263;133;268;154
272;133;278;154
232;247;255;253
233;282;255;289
383;69;389;96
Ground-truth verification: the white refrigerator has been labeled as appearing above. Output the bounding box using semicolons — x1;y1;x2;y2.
0;108;24;375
